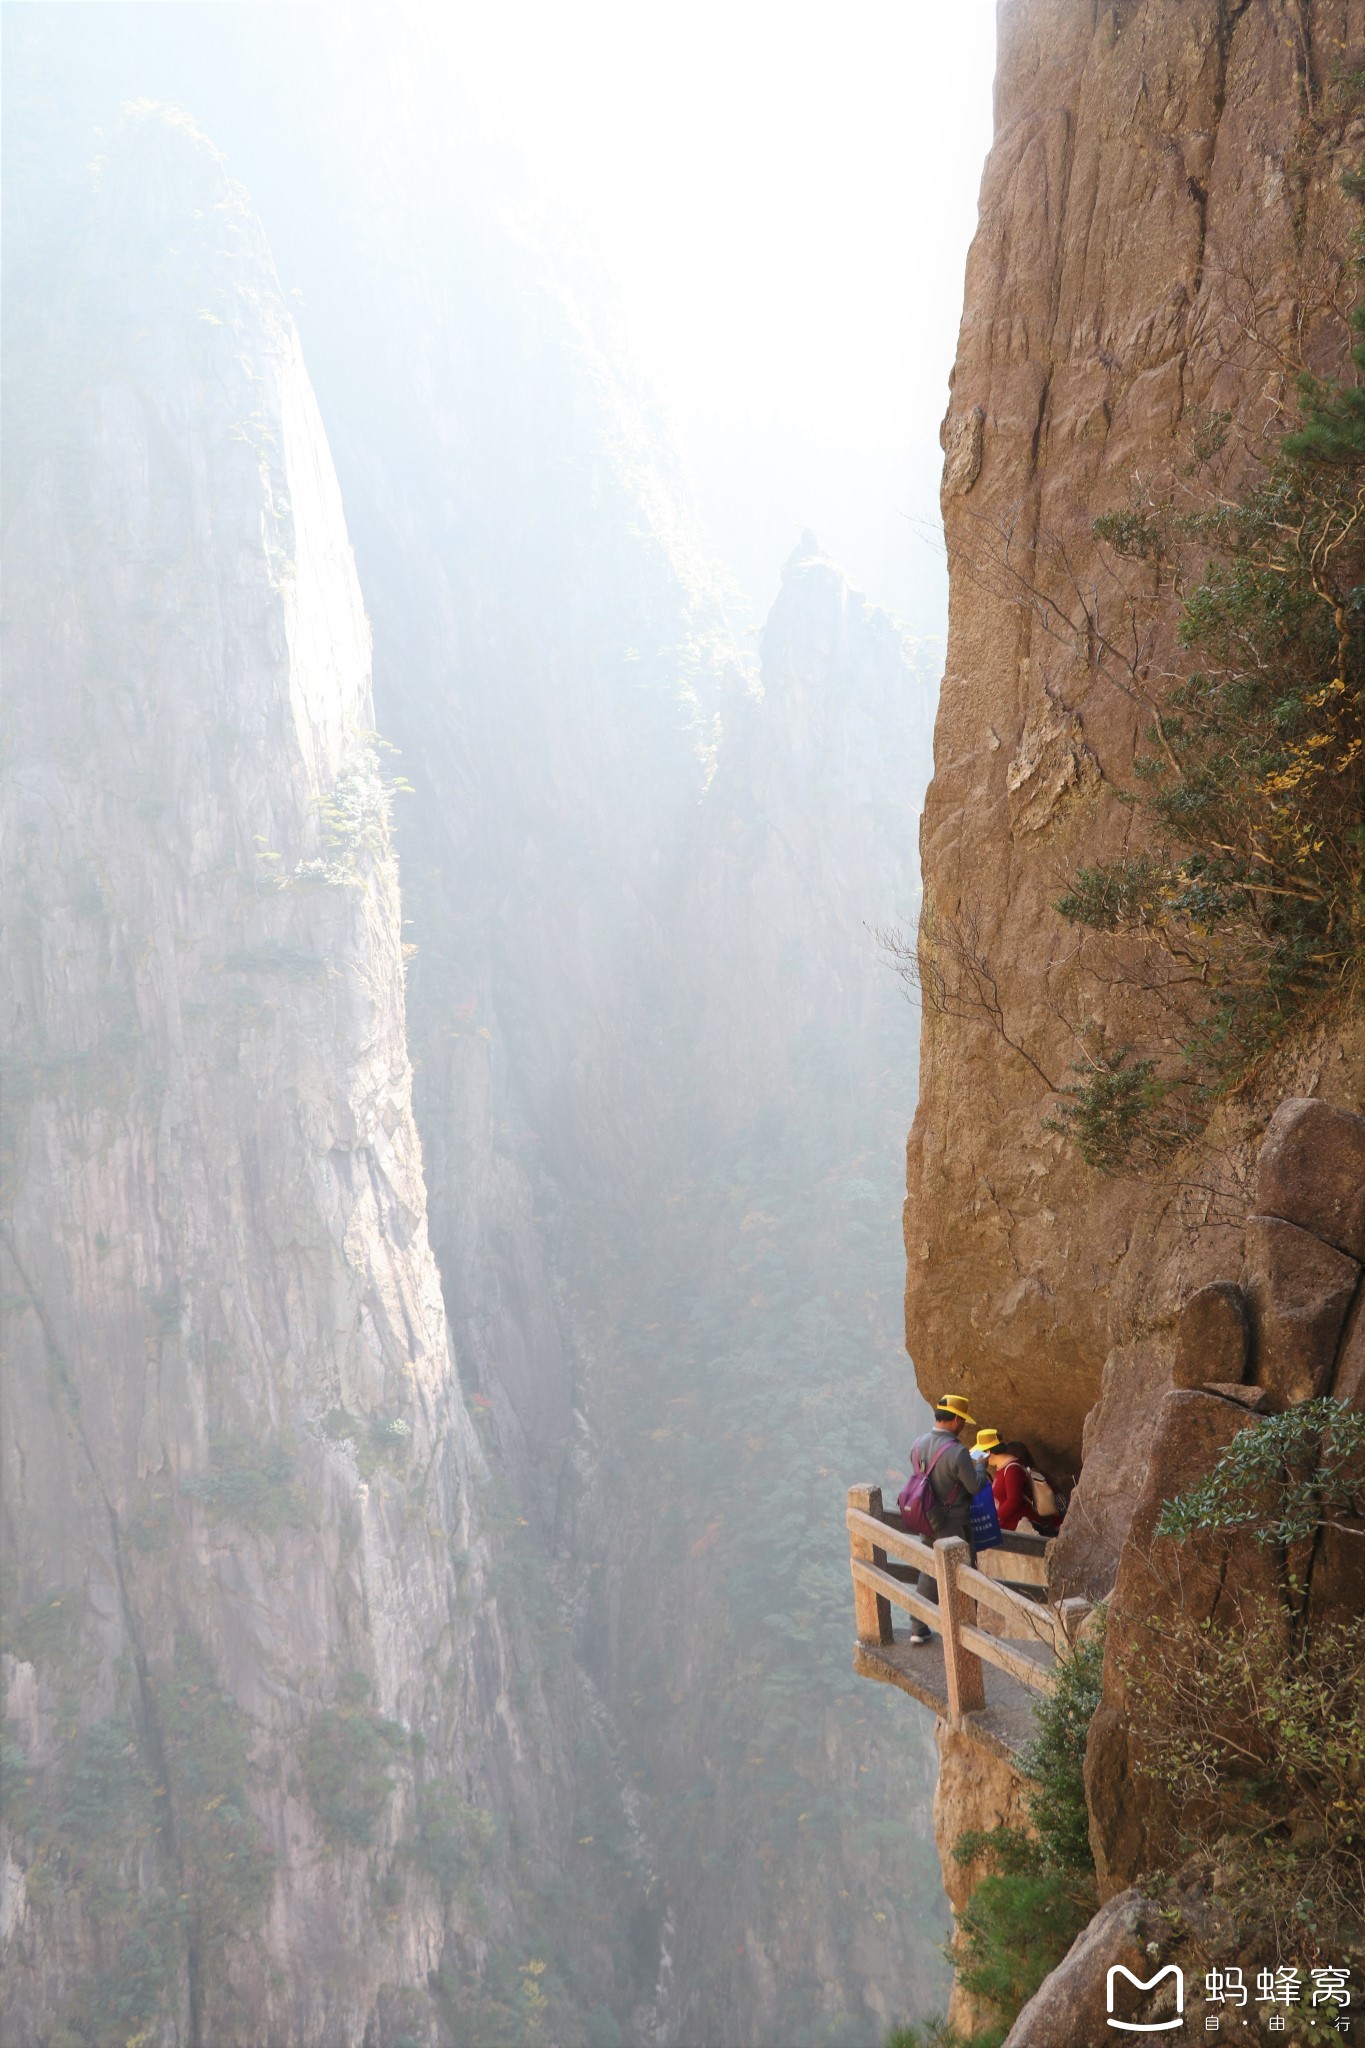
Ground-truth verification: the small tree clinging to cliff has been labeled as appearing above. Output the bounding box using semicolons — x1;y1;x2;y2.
1123;1401;1365;1956
1155;1398;1365;1549
1048;208;1365;1169
1125;1601;1365;1951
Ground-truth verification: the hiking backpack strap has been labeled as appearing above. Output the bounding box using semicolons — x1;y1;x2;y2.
913;1433;955;1477
913;1431;959;1498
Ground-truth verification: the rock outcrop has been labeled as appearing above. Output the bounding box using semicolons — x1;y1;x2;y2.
1255;1098;1365;1261
1087;1103;1365;1901
933;1727;1031;2038
1243;1216;1359;1407
1171;1281;1249;1392
1001;1888;1173;2047
911;0;1365;2033
904;0;1365;1478
1083;1389;1283;1896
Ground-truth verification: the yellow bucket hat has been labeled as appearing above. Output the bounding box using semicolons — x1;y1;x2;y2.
936;1393;976;1425
973;1427;1002;1453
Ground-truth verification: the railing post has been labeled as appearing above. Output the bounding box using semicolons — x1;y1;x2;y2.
848;1485;893;1646
935;1535;986;1720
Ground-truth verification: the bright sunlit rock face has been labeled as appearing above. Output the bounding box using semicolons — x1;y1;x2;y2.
0;110;552;2045
904;0;1365;1479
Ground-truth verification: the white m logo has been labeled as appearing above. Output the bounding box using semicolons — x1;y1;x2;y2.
1106;1963;1185;2032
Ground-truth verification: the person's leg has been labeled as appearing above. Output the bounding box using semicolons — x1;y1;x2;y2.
908;1565;938;1643
910;1523;973;1641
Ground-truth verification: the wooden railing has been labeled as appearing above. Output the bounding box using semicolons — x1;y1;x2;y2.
847;1485;1090;1725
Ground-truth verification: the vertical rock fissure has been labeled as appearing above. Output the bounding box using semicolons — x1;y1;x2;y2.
1191;0;1253;300
1;1233;202;2047
101;1500;203;2048
1287;0;1317;121
1301;1268;1364;1618
1030;92;1079;489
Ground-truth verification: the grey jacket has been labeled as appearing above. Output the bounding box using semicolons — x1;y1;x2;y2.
909;1427;980;1531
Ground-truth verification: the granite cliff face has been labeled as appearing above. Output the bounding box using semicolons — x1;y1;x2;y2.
907;0;1365;1485
912;1;1365;2032
0;116;602;2048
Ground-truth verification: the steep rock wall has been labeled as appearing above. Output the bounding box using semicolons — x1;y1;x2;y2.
907;0;1365;1485
913;4;1365;2031
932;1727;1032;2038
0;115;580;2048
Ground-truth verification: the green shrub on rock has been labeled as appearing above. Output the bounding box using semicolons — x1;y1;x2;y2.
159;1643;275;1949
410;1773;499;1899
301;1674;406;1848
184;1429;313;1533
1155;1397;1365;1549
1015;1611;1106;1871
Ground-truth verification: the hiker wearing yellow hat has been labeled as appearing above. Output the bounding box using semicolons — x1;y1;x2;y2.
970;1425;1002;1483
936;1394;976;1426
896;1395;990;1645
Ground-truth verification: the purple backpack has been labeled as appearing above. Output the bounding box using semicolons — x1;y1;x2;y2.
898;1434;955;1539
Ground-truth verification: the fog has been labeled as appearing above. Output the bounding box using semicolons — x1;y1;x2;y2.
8;0;995;629
2;7;996;2043
448;0;997;628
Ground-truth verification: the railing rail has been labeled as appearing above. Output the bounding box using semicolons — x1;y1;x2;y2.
848;1484;1089;1725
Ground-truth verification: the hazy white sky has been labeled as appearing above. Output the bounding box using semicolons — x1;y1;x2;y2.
445;0;999;632
17;0;997;634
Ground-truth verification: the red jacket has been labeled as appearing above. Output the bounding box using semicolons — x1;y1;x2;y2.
993;1458;1061;1534
992;1459;1032;1532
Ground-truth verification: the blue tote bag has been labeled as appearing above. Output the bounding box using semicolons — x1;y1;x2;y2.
970;1479;1003;1551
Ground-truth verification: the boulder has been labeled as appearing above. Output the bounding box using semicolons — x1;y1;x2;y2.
1254;1097;1365;1261
1048;1337;1171;1603
1001;1889;1174;2046
1085;1391;1286;1897
1171;1279;1248;1389
1244;1216;1359;1407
